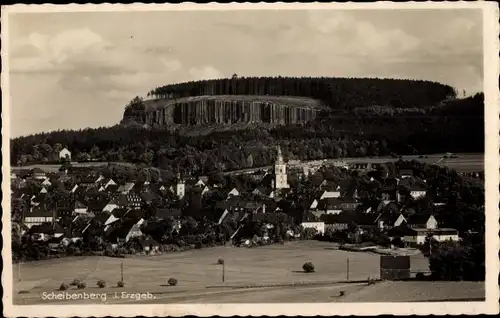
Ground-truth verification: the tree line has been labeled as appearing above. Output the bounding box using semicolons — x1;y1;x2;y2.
145;76;456;110
11;94;483;177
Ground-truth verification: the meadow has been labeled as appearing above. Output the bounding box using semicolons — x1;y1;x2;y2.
13;241;435;305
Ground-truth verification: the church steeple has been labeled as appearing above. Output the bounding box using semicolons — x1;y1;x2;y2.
274;146;289;190
176;171;185;199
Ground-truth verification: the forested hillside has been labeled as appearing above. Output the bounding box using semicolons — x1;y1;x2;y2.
145;76;456;110
11;91;484;177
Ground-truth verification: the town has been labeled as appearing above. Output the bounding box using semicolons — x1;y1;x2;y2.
11;145;485;281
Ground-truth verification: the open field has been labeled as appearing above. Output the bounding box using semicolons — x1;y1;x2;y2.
10;153;483;175
11;241;462;305
10;161;137;173
223;153;484;175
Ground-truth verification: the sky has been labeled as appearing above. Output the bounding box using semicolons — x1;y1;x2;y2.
7;8;483;137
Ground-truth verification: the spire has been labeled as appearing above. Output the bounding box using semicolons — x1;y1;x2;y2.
276;146;284;165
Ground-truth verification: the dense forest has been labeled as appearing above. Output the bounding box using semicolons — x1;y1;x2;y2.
11;91;483;177
145;76;456;110
11;73;482;175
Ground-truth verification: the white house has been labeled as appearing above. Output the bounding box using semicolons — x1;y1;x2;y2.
74;201;88;214
104;178;117;189
319;190;341;200
407;214;438;229
227;188;240;199
300;221;325;235
201;185;210;196
59;148;72;160
24;208;54;228
403;228;459;245
309;199;319;210
41;178;51;187
70;185;79;193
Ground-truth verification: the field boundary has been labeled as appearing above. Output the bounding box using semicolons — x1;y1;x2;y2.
205;279;379;290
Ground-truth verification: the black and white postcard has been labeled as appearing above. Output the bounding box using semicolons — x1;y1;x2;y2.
2;2;499;316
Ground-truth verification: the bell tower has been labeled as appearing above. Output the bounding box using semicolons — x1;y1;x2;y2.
274;146;289;189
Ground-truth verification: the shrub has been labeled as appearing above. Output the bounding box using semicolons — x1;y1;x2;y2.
168;278;178;286
70;279;80;286
97;280;106;288
217;258;224;265
416;272;425;280
302;262;315;273
59;283;69;291
117;281;125;288
77;282;86;289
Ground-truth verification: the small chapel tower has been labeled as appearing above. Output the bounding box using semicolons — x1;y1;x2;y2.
176;172;185;199
274;146;289;189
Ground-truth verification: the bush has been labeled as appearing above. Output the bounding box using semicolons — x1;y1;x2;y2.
217;258;224;265
59;283;69;291
168;278;178;286
117;281;125;288
97;280;106;288
302;262;315;273
70;279;80;286
77;282;86;289
416;272;425;280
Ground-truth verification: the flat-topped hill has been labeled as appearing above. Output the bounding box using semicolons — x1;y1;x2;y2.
122;76;456;128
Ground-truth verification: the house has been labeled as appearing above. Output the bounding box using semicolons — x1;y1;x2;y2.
31;168;47;180
339;199;361;211
74;201;88;214
117;193;142;209
406;214;438;229
323;212;353;232
106;219;145;243
102;198;119;213
227;188;240;199
300;221;325;235
351;162;369;170
105;184;120;194
319;190;341;200
27;223;64;241
41;178;51;187
39;187;48;194
24;207;55;228
102;178;117;189
59;148;72;161
252;187;274;199
195;179;206;187
399;168;414;179
117;182;135;194
403;228;459;245
375;212;407;230
317;198;343;215
409;184;427;199
201;185;211;196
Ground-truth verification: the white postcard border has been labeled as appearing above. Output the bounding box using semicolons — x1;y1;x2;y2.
2;2;499;316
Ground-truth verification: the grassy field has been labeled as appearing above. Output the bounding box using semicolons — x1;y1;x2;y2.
224;153;484;175
12;241;438;305
10;153;483;174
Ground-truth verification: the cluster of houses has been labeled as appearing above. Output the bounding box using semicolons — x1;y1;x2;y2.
11;146;461;252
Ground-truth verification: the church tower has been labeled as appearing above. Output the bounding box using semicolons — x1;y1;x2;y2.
274;146;289;189
176;172;185;199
